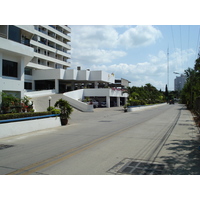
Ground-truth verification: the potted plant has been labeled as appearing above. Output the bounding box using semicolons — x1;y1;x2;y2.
54;99;73;126
124;104;128;112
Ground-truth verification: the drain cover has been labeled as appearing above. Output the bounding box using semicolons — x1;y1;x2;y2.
0;144;14;150
118;160;165;175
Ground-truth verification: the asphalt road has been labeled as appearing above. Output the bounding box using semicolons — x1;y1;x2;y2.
0;103;185;175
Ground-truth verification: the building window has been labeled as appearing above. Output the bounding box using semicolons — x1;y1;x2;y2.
25;68;32;75
8;25;21;43
25;82;32;90
2;59;18;78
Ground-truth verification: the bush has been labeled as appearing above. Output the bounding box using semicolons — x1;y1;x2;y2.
51;108;61;114
47;106;54;112
0;112;52;121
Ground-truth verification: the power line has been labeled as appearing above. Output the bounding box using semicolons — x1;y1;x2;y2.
195;27;200;59
167;47;169;88
180;25;182;66
187;25;190;67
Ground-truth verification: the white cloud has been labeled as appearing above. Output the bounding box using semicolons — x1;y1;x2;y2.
118;25;162;48
70;25;195;90
71;25;162;68
71;25;119;49
71;48;126;67
89;48;195;90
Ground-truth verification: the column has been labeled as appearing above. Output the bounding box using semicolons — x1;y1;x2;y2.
117;97;120;107
106;96;110;108
124;97;127;105
55;79;59;93
94;81;98;88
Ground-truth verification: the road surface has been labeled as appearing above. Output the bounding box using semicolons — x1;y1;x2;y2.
0;104;185;175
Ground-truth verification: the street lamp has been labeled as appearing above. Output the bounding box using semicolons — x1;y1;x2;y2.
48;96;52;110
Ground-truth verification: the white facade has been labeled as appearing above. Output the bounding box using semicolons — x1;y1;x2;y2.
0;25;34;98
174;74;187;91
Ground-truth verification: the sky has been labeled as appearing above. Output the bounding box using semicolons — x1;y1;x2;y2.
70;25;200;91
2;1;200;92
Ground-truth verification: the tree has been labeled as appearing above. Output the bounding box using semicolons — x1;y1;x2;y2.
125;84;165;106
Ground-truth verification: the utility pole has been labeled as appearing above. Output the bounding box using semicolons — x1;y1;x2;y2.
167;48;169;89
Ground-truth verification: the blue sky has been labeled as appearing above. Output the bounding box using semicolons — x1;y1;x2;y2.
70;25;200;91
3;1;199;92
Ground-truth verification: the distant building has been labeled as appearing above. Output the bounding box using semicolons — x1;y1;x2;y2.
174;74;187;91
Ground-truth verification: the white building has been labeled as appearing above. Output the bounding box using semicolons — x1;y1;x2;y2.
174;74;187;91
0;25;34;99
0;25;129;111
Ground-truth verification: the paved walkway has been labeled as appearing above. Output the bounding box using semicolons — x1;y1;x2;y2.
155;105;200;175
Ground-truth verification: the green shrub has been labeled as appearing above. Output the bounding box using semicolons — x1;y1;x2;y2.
47;106;54;112
51;108;61;114
0;112;52;121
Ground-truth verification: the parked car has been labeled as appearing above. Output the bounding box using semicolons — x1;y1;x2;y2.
100;101;106;107
88;99;99;108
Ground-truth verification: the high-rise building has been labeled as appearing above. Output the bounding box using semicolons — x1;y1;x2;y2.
25;25;71;92
174;74;187;91
0;25;72;98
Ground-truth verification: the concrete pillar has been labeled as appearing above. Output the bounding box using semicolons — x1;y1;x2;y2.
117;97;120;107
55;79;59;93
94;81;98;88
106;96;110;108
71;82;75;91
124;97;127;105
20;58;25;99
32;80;35;91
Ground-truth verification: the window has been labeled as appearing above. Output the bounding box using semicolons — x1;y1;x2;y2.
8;25;21;43
25;82;32;90
2;60;18;78
25;68;32;75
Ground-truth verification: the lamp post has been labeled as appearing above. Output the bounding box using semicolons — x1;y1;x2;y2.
48;96;52;110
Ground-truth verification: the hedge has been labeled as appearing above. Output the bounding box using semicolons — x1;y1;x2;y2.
0;112;52;120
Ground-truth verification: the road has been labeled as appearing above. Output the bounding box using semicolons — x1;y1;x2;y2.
0;103;184;175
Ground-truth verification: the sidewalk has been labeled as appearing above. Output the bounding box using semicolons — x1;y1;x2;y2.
155;105;200;175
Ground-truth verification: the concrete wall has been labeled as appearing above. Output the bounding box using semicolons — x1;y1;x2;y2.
127;103;166;112
25;89;56;97
63;90;93;112
84;88;128;97
0;117;61;139
32;68;115;83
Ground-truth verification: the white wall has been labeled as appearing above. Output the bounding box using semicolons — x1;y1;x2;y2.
63;90;93;112
25;90;56;97
64;69;77;80
84;88;128;97
32;69;62;80
0;117;61;139
77;70;90;80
